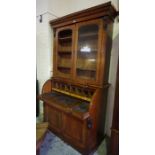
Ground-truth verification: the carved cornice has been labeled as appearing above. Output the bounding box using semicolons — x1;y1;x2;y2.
50;2;118;28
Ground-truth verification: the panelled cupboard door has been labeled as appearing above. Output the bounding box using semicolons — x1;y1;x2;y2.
62;114;86;146
48;107;62;133
74;19;104;85
54;25;75;79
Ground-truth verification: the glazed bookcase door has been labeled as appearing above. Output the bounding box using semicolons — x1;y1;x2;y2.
75;19;103;85
54;25;75;78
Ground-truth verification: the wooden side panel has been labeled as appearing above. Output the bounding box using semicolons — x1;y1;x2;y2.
88;88;108;145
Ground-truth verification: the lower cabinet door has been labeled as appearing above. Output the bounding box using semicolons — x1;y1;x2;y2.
48;107;62;133
62;114;86;146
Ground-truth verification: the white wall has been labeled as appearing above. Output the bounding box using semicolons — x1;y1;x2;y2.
48;0;118;17
69;0;118;13
48;0;73;17
36;0;56;113
105;30;119;136
36;0;48;16
36;0;119;136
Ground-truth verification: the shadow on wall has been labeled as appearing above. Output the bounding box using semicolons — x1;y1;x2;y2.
98;23;119;140
98;22;114;138
104;33;119;137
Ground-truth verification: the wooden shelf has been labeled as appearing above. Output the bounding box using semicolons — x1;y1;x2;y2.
58;51;72;54
58;45;71;51
77;68;96;71
76;75;95;80
58;66;71;69
58;58;71;68
79;32;98;38
57;66;71;74
78;50;97;53
59;36;72;40
76;58;96;71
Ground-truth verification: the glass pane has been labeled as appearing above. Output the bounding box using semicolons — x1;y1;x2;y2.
76;24;98;80
57;29;72;75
